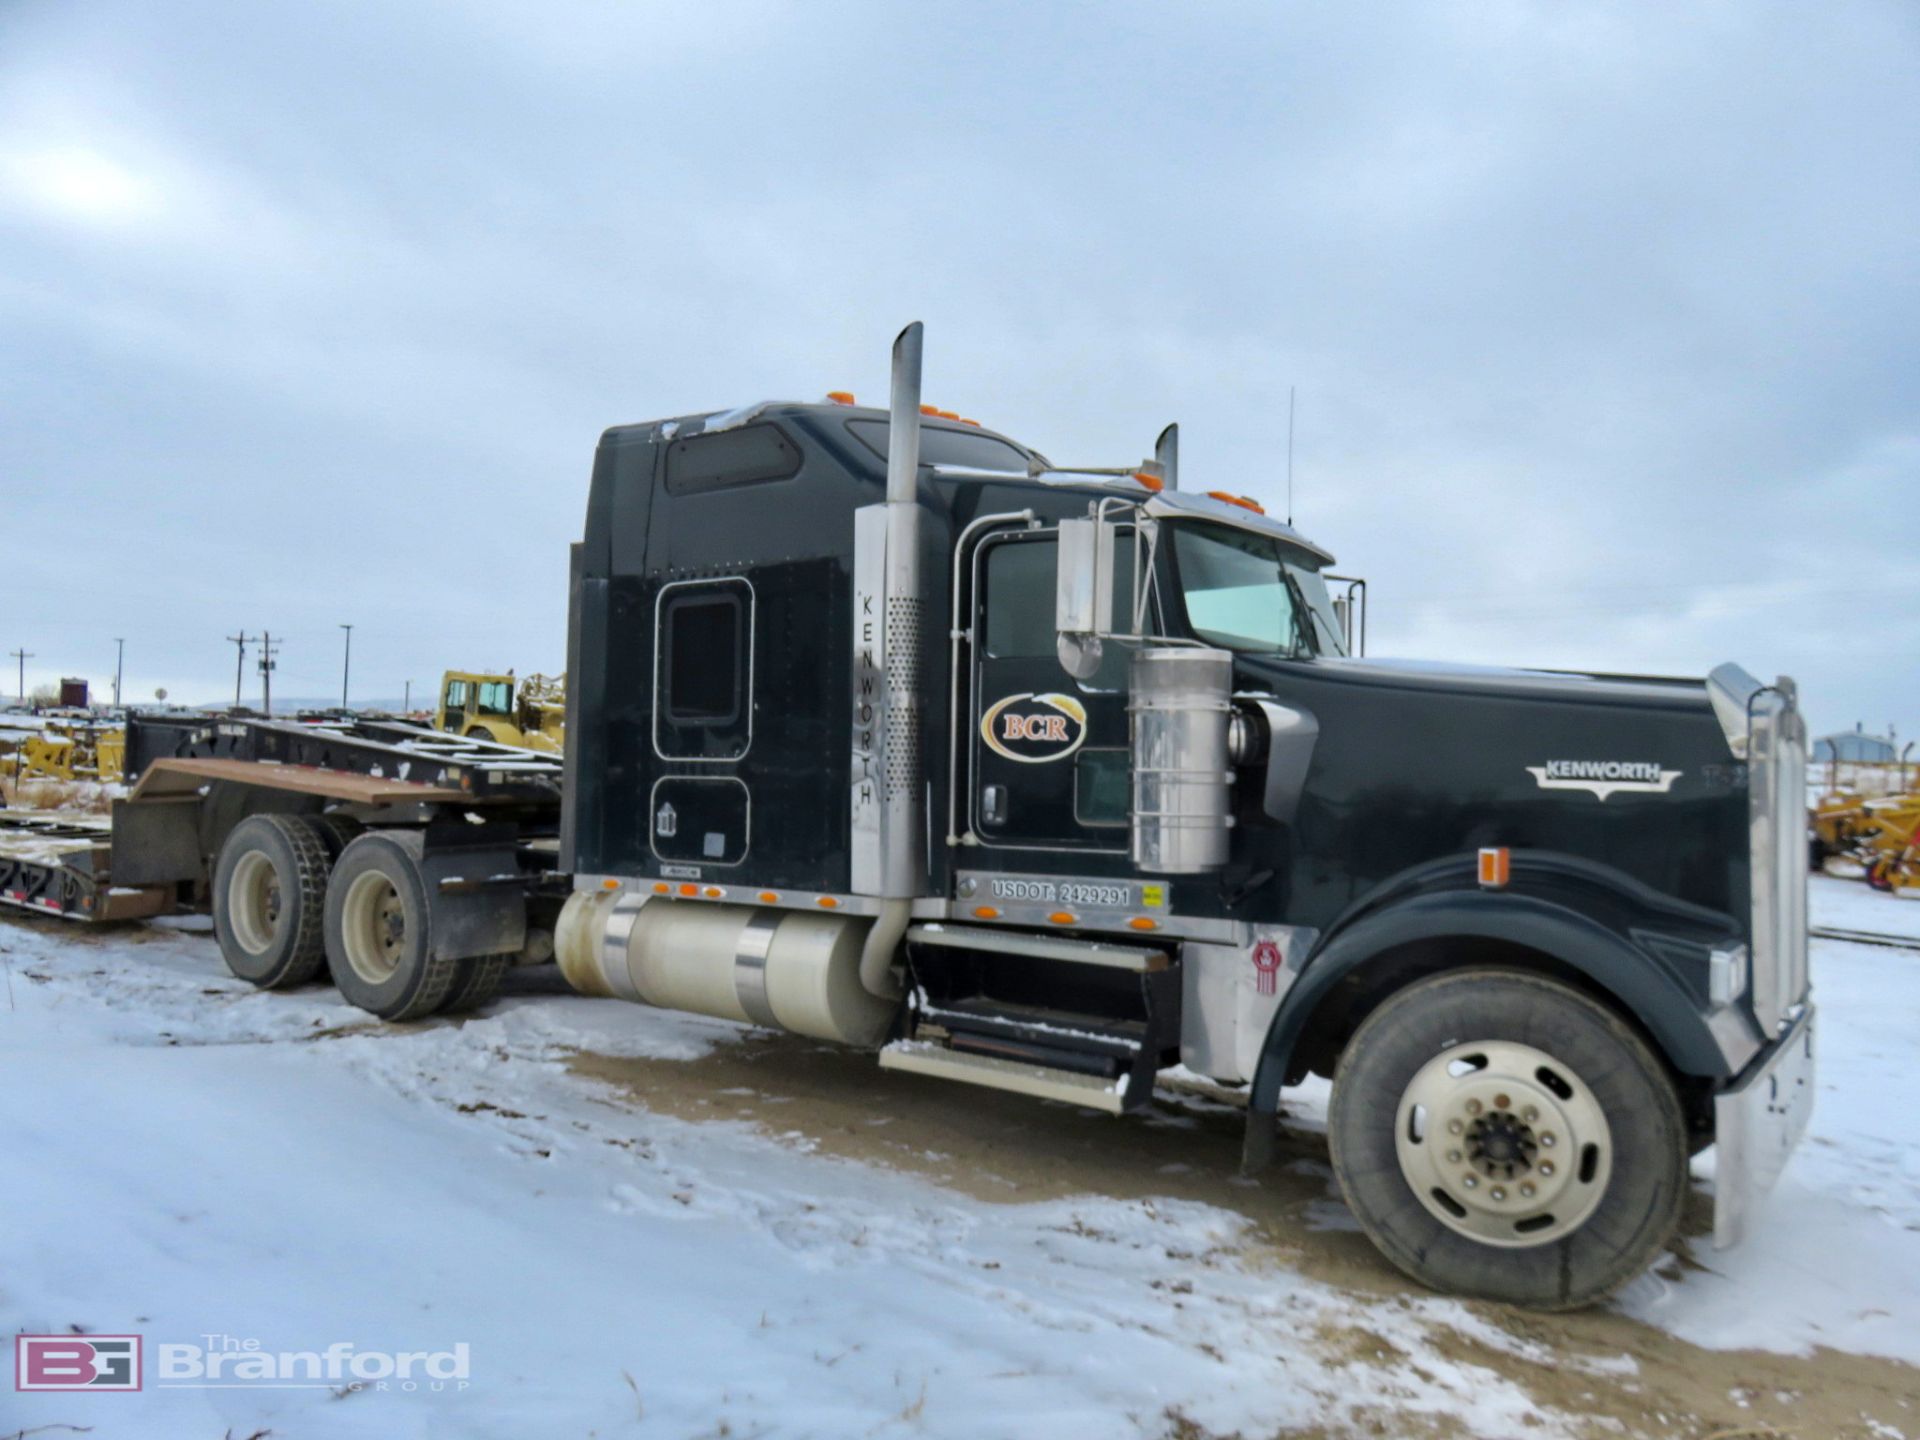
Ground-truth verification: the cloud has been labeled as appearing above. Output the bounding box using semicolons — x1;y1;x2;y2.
0;0;1914;737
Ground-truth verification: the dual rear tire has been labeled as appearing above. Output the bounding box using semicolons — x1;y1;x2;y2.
211;817;511;1020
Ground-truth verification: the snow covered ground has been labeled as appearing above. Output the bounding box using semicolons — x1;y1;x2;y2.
2;876;1917;1439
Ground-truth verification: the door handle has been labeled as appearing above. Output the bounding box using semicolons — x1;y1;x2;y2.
982;784;1008;825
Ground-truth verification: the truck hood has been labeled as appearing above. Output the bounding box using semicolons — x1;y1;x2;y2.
1234;655;1718;717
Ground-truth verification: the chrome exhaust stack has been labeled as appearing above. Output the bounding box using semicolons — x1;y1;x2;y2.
847;322;930;995
1155;423;1179;490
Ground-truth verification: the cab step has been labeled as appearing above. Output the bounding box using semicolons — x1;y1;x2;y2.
893;920;1183;1115
878;1039;1129;1114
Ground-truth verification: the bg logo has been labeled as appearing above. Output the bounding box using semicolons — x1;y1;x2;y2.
16;1335;142;1391
980;693;1088;764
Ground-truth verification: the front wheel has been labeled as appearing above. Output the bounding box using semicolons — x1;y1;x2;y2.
1328;968;1687;1310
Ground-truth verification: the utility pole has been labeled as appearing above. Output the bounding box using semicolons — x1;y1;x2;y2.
227;631;256;709
339;623;353;712
9;649;32;705
113;637;125;709
258;632;279;716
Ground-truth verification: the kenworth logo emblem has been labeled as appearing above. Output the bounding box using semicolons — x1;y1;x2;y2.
980;692;1089;764
1526;759;1683;801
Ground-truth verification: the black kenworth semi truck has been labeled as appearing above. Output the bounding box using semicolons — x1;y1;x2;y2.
550;323;1813;1309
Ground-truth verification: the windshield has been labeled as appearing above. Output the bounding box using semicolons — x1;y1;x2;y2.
1170;522;1346;657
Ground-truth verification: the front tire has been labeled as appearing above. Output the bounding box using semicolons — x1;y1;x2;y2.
1328;968;1687;1310
324;830;459;1021
212;814;331;988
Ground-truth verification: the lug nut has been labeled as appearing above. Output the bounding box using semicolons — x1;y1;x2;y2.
1446;1149;1462;1164
1539;1132;1556;1148
1522;1106;1539;1123
1490;1186;1506;1201
1494;1094;1511;1110
1520;1182;1536;1198
1466;1100;1483;1116
1538;1160;1555;1177
1447;1119;1464;1135
1462;1175;1479;1189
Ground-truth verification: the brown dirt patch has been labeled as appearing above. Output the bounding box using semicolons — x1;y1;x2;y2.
569;1029;1920;1440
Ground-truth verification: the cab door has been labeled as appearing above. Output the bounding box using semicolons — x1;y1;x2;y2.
968;529;1136;853
439;677;470;733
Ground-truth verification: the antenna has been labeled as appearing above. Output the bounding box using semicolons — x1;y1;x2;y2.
1286;386;1296;526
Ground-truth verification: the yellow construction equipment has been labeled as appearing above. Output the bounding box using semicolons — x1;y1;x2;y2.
1811;787;1920;895
1858;794;1920;894
17;722;126;783
434;671;565;754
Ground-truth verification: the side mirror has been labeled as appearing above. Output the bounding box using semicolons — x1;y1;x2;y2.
1055;516;1115;680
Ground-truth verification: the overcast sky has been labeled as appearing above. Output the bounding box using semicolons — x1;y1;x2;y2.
2;0;1915;738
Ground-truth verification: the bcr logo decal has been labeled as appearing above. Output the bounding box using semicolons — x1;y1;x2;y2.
16;1335;143;1391
980;693;1088;764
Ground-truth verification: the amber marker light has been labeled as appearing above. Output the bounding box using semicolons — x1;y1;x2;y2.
1048;911;1077;925
1478;847;1511;889
816;896;840;909
826;391;856;405
678;883;699;897
1133;471;1164;492
602;878;620;891
758;891;781;903
972;905;1001;919
652;882;670;895
703;886;723;899
1128;916;1158;931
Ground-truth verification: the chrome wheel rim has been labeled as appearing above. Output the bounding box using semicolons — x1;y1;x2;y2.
341;871;406;985
1394;1039;1613;1248
228;850;282;955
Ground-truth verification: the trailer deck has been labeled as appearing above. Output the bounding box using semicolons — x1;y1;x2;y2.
0;809;169;921
2;712;567;927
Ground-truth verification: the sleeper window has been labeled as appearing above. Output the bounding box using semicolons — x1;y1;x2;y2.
654;579;753;760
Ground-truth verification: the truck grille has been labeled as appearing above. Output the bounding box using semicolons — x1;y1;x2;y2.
1747;682;1810;1035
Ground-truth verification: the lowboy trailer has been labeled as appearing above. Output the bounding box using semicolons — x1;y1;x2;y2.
0;324;1814;1310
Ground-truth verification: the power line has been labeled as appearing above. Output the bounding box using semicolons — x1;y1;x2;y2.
227;631;256;709
258;631;280;715
339;623;353;711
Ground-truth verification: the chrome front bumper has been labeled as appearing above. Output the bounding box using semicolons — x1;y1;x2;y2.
1712;1003;1816;1249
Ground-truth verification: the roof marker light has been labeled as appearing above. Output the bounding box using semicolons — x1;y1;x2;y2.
1133;471;1164;492
826;390;856;405
919;403;940;416
959;417;982;427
